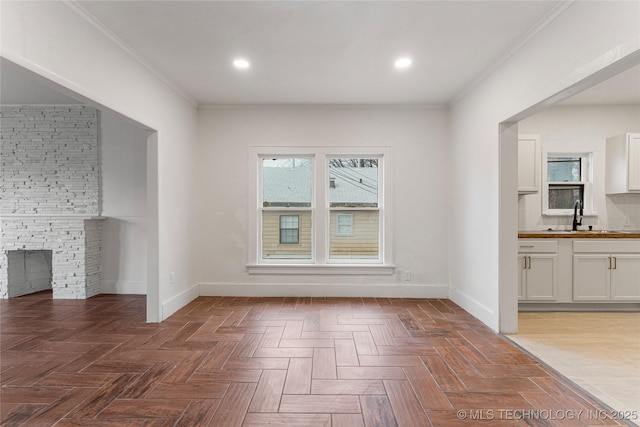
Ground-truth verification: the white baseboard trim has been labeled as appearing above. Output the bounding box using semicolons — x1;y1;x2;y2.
101;280;147;295
161;283;199;321
449;287;497;332
198;282;449;299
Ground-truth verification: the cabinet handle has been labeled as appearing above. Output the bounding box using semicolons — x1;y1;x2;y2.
520;245;534;248
613;257;617;270
527;256;532;269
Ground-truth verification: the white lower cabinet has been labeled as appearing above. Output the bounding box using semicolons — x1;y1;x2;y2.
573;240;640;302
518;241;557;301
611;255;640;300
573;254;611;300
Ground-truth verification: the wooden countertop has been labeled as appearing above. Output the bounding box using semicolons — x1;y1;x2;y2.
519;230;640;238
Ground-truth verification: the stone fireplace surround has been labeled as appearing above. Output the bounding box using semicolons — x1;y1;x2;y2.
1;105;103;299
0;217;103;298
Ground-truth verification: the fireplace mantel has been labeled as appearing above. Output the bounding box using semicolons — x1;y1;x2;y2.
0;215;106;220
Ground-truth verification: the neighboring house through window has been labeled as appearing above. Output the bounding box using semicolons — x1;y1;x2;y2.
261;157;312;260
328;158;379;260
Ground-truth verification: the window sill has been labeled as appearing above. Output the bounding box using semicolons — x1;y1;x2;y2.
247;264;396;275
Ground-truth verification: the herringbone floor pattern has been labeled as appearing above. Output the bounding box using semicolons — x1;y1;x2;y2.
1;292;624;426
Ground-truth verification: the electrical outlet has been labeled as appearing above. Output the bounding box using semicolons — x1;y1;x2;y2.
170;272;175;284
402;270;411;281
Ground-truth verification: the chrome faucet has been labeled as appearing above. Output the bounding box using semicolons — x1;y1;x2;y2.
572;199;583;231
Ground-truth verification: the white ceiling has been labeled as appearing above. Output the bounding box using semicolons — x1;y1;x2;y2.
74;0;564;105
557;63;640;106
1;1;639;107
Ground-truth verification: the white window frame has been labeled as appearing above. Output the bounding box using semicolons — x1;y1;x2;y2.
542;151;594;216
247;146;394;275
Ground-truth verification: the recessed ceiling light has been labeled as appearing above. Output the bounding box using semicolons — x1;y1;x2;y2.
394;57;412;69
233;58;250;69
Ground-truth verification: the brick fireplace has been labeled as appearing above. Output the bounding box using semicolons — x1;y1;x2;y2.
0;105;104;299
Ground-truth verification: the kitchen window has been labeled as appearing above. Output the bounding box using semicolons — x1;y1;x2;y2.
542;152;593;215
248;147;394;274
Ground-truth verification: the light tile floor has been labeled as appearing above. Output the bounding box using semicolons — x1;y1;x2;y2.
507;312;640;417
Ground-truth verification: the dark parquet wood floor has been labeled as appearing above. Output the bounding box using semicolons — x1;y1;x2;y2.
0;292;625;426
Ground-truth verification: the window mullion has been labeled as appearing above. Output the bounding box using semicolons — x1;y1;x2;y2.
316;156;327;264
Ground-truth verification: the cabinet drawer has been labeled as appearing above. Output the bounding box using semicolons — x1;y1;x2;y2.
573;240;640;254
518;240;558;253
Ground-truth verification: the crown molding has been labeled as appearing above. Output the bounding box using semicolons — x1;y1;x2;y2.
450;0;576;107
63;0;198;108
198;103;448;111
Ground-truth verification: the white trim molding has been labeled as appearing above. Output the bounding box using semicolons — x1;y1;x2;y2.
449;287;498;332
64;1;197;107
199;282;448;299
160;283;199;321
247;264;395;275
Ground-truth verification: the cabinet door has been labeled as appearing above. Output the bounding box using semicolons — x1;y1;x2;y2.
573;254;610;301
628;135;640;191
518;255;526;300
526;255;556;300
518;136;539;193
610;254;640;301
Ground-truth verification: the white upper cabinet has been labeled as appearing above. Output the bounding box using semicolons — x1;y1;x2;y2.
518;135;540;194
606;133;640;194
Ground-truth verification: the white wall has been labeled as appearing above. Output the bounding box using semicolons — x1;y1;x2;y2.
519;105;640;231
100;109;149;294
1;1;199;320
449;1;640;332
196;107;450;297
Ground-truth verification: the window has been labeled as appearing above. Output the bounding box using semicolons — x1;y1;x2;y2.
329;158;379;260
260;157;312;260
279;215;300;244
336;213;353;236
543;153;592;215
249;147;393;272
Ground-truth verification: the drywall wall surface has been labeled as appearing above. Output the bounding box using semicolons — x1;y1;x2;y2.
449;1;640;332
100;109;149;295
1;0;199;320
196;107;449;296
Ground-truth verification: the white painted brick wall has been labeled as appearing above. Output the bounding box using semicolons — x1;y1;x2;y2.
0;218;103;299
0;105;99;215
0;105;104;299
